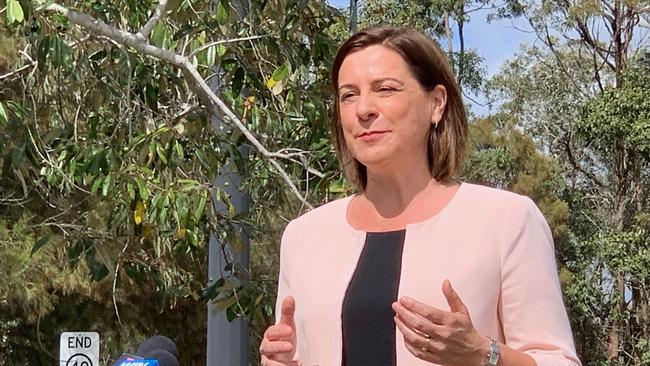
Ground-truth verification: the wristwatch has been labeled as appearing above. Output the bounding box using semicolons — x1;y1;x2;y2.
484;338;500;366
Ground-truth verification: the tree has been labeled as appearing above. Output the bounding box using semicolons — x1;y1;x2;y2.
463;114;570;242
1;0;344;363
488;0;650;357
357;0;487;95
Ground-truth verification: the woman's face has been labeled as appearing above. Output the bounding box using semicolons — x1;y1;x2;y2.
337;45;446;175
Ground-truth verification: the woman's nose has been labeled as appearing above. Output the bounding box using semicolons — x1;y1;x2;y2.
355;94;378;121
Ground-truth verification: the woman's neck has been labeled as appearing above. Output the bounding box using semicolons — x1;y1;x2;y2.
363;168;441;219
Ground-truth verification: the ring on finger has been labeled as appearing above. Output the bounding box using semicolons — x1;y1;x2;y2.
420;338;432;353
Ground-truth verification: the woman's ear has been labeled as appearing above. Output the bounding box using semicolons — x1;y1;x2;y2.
430;85;447;126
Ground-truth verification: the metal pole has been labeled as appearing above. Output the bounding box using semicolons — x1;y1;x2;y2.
350;0;358;34
207;165;250;365
206;1;250;365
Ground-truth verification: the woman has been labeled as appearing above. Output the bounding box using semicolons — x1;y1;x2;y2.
259;26;581;366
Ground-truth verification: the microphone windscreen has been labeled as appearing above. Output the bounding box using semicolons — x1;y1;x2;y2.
136;335;179;359
143;349;179;366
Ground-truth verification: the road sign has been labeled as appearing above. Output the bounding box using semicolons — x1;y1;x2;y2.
60;332;99;366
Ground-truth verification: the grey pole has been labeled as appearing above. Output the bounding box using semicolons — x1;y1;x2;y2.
206;1;250;365
207;164;250;366
350;0;358;34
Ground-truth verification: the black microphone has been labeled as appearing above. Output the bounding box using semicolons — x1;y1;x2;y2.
143;349;180;366
136;335;179;360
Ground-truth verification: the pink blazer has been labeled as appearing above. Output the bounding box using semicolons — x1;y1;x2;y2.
275;183;581;366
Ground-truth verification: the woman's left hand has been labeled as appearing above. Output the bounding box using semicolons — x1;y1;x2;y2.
392;279;490;366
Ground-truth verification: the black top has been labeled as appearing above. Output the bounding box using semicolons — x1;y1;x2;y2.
341;230;406;366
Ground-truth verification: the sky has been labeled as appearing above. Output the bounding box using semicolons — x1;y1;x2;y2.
327;0;538;115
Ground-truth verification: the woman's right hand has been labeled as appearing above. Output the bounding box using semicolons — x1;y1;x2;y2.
260;296;301;366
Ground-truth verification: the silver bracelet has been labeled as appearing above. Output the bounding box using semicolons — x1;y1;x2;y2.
484;338;500;366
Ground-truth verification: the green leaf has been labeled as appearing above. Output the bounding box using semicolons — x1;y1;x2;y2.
127;181;136;201
195;149;211;170
0;102;8;125
6;101;24;119
271;64;289;81
6;0;24;25
216;44;227;57
91;176;102;193
206;45;216;67
89;114;99;139
101;174;111;196
151;21;170;48
156;143;168;165
221;58;237;72
194;190;208;223
136;177;150;200
176;194;189;226
174;140;184;158
31;234;51;256
50;36;71;68
145;83;159;110
151;192;163;210
216;1;229;25
159;205;168;224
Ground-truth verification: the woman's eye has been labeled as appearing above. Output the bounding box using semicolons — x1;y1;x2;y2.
378;87;396;93
340;93;355;101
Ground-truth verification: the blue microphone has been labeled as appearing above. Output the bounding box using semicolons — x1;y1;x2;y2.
115;359;160;366
111;335;179;366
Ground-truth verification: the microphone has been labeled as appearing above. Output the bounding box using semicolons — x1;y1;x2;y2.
112;353;144;365
115;360;159;366
136;335;179;360
112;335;179;366
142;349;180;366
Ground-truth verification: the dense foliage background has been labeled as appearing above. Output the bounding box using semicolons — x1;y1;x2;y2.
0;0;648;364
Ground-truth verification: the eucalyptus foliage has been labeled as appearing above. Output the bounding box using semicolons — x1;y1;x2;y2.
1;0;344;363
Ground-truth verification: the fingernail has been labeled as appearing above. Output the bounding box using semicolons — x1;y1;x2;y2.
400;297;412;306
391;303;398;312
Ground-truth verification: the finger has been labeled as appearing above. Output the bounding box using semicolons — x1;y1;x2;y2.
392;301;440;338
396;317;442;363
279;296;296;328
398;297;448;325
402;337;442;364
442;279;469;315
394;315;434;351
264;324;294;341
259;340;295;356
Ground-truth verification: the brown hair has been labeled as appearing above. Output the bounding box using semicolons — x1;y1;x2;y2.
331;26;468;190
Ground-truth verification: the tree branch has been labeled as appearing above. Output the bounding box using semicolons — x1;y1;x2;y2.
0;62;36;81
42;2;314;209
0;49;37;80
534;20;590;98
137;0;169;40
564;132;607;188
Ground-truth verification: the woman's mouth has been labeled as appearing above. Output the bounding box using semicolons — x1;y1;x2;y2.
357;131;389;141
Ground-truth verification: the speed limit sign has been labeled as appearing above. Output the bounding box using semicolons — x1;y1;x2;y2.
60;332;99;366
